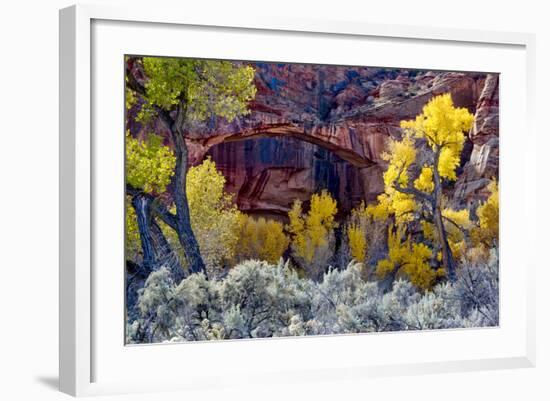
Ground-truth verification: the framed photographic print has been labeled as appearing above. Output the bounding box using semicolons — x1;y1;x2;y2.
59;3;536;396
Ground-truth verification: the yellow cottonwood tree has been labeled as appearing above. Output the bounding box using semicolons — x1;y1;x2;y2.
421;208;473;261
343;202;388;270
235;215;289;264
345;202;375;263
368;94;474;282
125;131;181;276
287;190;338;278
155;157;243;277
126;56;256;275
126;132;176;195
376;225;446;290
125;197;142;261
471;180;499;248
185;157;242;275
347;223;367;263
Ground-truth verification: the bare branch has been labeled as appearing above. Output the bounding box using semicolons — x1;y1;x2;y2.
442;215;469;236
393;181;434;203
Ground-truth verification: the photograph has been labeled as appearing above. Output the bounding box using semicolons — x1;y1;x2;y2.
124;56;499;344
3;0;548;399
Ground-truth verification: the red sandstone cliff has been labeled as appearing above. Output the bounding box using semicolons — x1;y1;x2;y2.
128;61;499;218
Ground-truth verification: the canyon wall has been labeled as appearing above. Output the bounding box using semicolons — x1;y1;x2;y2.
128;61;499;217
202;64;499;217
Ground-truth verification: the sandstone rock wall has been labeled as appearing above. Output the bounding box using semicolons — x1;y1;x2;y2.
453;74;499;208
128;61;498;217
200;64;497;216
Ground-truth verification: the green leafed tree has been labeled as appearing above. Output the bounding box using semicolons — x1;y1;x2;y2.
125;57;256;277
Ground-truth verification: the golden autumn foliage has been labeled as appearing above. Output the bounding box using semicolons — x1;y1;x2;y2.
376;225;445;290
126;132;176;194
124;84;498;293
345;201;380;264
140;57;257;123
368;94;474;225
343;202;388;272
414;166;435;193
154;158;242;275
471;180;499;248
367;94;475;284
421;208;473;260
366;132;418;224
287;191;338;276
125;132;178;264
235;215;289;264
347;223;367;263
184;157;241;273
125;196;142;261
187;157;234;223
126;56;258;274
400;93;473;181
442;208;473;258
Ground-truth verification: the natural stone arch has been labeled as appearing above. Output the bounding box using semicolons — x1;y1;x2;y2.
129;66;492;216
187;121;378;169
194;127;386;219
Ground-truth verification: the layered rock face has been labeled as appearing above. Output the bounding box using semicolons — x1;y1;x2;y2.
454;74;499;207
128;60;498;217
207;137;368;219
196;64;498;216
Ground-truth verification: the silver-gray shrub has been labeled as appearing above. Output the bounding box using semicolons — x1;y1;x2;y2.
127;267;178;343
126;251;499;344
454;248;499;327
219;259;312;338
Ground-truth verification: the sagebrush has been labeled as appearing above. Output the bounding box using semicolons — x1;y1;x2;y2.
127;250;498;343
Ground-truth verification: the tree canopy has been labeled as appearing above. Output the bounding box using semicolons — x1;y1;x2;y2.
134;57;256;125
368;94;475;286
125;57;257;276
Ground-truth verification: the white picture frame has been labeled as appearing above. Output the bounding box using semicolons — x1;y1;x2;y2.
59;3;536;397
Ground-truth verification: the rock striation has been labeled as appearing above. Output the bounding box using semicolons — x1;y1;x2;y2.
129;60;498;217
453;74;499;207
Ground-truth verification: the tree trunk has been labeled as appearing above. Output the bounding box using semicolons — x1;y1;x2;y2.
125;259;149;321
131;193;184;280
172;105;206;275
433;205;456;281
125;66;205;276
132;194;156;270
150;220;185;282
432;148;457;282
